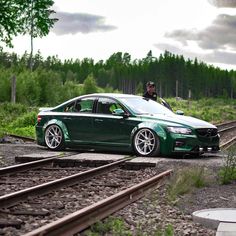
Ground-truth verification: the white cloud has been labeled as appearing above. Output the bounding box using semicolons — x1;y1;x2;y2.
165;14;236;50
208;0;236;8
3;0;236;70
53;12;117;35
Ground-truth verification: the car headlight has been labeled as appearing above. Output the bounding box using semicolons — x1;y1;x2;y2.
167;126;192;134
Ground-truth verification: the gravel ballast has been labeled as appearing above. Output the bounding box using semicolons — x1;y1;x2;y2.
0;140;236;235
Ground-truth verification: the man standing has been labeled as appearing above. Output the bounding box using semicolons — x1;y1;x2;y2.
143;81;157;101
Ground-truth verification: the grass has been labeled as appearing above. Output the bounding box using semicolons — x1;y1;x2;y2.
167;166;211;203
166;98;236;123
219;147;236;184
84;216;174;236
155;224;174;236
0;102;37;138
84;216;132;236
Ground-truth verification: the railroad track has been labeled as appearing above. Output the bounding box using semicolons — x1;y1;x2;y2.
0;157;172;236
0;158;129;208
0;121;234;235
24;169;172;236
0;161;89;196
216;120;236;129
0;156;57;176
3;133;35;142
217;120;236;134
216;120;236;150
220;137;236;150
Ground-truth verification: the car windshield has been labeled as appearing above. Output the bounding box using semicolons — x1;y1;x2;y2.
120;97;174;115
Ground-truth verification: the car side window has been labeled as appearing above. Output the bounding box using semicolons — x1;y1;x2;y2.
75;98;94;113
97;98;122;114
64;102;76;112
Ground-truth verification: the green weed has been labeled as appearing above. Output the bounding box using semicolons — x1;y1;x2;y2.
219;147;236;184
167;166;210;202
0;103;37;138
166;98;236;123
84;216;132;236
154;224;174;236
9;111;37;128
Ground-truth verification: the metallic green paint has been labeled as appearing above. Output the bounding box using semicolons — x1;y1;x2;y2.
36;93;220;157
44;119;70;142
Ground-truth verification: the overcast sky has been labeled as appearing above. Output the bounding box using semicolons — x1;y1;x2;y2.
6;0;236;70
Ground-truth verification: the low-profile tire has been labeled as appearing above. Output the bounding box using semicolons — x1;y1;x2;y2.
44;124;65;150
133;128;160;157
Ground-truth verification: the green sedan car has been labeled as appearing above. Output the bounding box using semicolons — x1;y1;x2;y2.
36;93;220;157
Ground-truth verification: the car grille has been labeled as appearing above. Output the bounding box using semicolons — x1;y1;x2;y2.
196;128;218;137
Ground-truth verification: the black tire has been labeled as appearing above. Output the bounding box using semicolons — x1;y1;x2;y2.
133;128;160;157
44;124;65;150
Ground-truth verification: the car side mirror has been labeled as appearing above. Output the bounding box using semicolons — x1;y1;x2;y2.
176;110;184;115
112;108;127;117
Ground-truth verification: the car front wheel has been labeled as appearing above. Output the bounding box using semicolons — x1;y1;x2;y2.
133;128;160;157
45;124;64;150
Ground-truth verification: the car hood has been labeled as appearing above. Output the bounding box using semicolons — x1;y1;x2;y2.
140;113;216;129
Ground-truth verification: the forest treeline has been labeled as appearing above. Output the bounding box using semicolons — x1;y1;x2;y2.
0;49;235;106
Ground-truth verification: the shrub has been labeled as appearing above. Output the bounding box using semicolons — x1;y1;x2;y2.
16;71;41;105
219;147;236;184
167;166;210;202
0;102;27;126
10;111;37;128
0;103;37;138
165;98;236;123
5;126;35;138
83;74;98;94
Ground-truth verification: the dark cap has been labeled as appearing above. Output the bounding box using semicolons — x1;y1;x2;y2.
146;81;155;87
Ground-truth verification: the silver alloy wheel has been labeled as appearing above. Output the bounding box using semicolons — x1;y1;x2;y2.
134;128;156;155
45;125;63;149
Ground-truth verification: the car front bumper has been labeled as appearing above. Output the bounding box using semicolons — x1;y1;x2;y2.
161;133;220;156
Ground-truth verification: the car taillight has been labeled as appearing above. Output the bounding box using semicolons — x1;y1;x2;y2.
37;116;42;123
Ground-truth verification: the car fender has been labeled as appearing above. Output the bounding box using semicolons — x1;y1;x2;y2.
131;122;167;141
43;119;70;142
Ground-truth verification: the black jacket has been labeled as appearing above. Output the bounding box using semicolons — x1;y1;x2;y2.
143;91;157;101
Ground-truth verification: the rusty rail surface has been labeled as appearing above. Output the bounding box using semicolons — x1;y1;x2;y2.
0;158;129;208
0;157;57;176
218;125;236;134
23;169;173;236
217;120;236;131
220;136;236;150
5;134;36;142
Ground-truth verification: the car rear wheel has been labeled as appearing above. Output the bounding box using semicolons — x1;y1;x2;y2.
133;128;160;157
45;124;64;150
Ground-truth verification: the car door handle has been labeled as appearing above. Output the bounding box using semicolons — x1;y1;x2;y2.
94;118;103;122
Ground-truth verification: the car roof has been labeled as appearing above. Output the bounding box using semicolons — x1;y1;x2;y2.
82;93;140;99
54;93;141;109
67;93;141;102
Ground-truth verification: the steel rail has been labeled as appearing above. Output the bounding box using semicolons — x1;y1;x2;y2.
5;134;35;142
23;169;173;236
220;136;236;150
218;125;236;134
0;158;130;208
0;157;57;176
216;120;236;130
